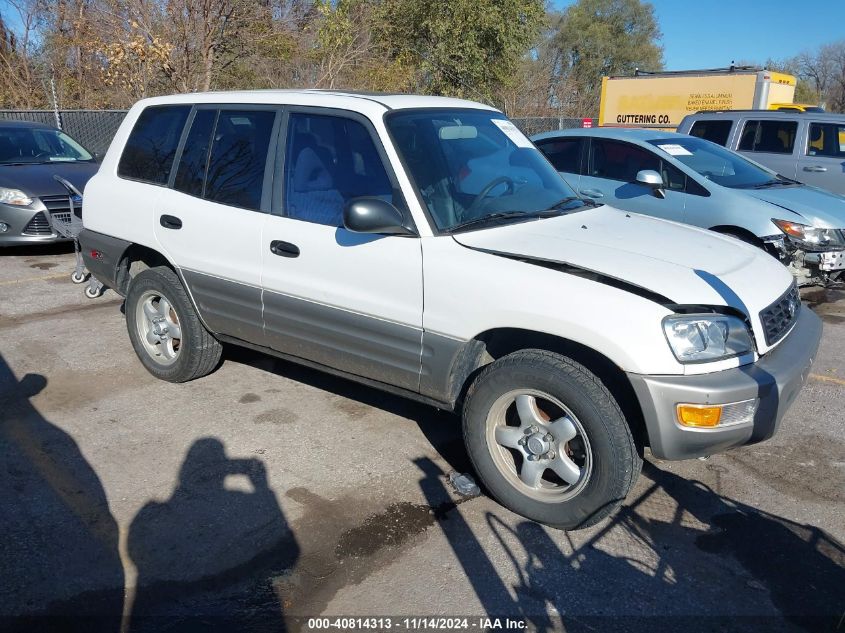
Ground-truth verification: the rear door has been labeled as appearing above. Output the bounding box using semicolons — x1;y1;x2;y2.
154;105;280;344
735;118;799;179
260;108;424;391
578;138;687;222
797;120;845;194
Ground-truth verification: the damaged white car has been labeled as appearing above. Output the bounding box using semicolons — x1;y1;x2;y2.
80;92;821;528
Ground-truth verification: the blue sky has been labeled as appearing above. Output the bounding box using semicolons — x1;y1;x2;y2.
552;0;845;69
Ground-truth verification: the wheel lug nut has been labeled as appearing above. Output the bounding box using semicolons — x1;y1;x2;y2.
545;433;554;442
518;437;527;446
547;450;556;460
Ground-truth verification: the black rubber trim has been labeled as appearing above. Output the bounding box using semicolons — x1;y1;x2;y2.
458;241;675;306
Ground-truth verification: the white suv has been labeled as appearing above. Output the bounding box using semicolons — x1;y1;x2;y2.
79;91;821;529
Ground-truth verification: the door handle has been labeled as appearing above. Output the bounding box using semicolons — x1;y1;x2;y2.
159;214;182;230
803;165;828;172
270;240;300;258
579;189;604;198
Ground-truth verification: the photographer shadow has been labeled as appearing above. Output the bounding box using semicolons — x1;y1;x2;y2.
128;438;299;633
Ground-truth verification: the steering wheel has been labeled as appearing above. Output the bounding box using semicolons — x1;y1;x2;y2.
463;176;516;220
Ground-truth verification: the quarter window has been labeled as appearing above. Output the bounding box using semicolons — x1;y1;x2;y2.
807;122;845;157
118;105;190;184
284;113;393;227
173;109;216;197
537;138;582;173
738;120;797;154
204;110;276;211
688;120;732;146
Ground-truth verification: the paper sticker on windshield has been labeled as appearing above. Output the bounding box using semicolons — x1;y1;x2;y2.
492;119;533;148
657;143;692;156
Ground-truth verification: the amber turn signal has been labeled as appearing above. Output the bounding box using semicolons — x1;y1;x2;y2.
676;404;722;428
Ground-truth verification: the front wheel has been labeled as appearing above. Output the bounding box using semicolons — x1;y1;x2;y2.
125;266;222;382
462;349;641;529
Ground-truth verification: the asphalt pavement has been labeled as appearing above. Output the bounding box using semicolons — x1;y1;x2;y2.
1;243;843;633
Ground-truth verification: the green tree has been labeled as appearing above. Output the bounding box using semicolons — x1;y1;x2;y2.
375;0;545;103
552;0;663;115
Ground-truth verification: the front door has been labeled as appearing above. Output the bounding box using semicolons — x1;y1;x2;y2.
260;109;424;392
797;121;845;195
735;118;799;180
580;138;687;222
154;106;280;344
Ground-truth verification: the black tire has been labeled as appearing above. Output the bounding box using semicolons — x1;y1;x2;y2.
125;266;222;382
462;349;641;529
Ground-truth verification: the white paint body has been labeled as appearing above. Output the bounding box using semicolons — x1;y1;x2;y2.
83;90;796;379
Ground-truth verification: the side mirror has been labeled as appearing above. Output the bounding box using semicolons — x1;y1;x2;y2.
343;198;415;236
635;169;666;199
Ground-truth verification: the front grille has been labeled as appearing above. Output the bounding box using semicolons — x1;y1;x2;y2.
21;212;52;235
760;283;801;346
40;194;83;223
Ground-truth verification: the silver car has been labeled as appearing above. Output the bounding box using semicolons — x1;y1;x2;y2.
532;127;845;286
677;110;845;196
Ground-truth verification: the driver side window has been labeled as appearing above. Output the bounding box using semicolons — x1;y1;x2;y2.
590;139;660;181
283;113;393;227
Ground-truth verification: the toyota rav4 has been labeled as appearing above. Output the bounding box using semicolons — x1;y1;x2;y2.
79;91;821;529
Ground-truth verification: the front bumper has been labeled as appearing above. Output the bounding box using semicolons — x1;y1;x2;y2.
628;307;822;460
0;202;67;246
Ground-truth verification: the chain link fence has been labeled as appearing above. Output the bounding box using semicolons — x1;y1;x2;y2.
0;110;128;156
0;110;586;157
510;117;588;136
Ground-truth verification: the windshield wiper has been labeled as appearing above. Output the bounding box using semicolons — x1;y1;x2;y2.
548;196;601;209
446;209;566;234
752;176;801;189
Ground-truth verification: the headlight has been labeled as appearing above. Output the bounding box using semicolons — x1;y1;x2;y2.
772;219;845;248
0;187;32;206
663;314;754;363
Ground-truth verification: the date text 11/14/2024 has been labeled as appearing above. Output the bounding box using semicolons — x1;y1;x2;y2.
305;617;528;631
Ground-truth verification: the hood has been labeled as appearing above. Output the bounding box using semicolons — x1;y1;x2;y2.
0;162;99;198
452;206;795;349
742;184;845;229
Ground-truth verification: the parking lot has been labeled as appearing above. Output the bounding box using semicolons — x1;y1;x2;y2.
2;244;844;632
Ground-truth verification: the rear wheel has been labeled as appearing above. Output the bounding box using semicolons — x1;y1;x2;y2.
462;349;641;529
125;266;222;382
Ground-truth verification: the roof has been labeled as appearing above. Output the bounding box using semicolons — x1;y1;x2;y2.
133;89;499;115
531;127;690;143
683;110;845;121
0;119;56;130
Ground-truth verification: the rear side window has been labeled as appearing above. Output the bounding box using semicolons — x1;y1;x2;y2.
807;122;845;157
537;138;582;173
738;120;797;154
284;112;393;227
688;120;732;146
204;110;276;211
174;109;216;197
118;105;190;184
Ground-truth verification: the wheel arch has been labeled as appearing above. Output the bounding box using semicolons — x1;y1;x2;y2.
115;243;177;295
446;328;648;451
710;224;765;248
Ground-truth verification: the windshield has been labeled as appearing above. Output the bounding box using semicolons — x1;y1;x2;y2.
647;136;784;189
386;109;583;231
0;127;93;165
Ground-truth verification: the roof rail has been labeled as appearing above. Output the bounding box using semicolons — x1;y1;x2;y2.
630;65;762;78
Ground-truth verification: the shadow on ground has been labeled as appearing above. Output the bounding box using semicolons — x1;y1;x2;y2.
2;347;843;632
417;456;845;633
